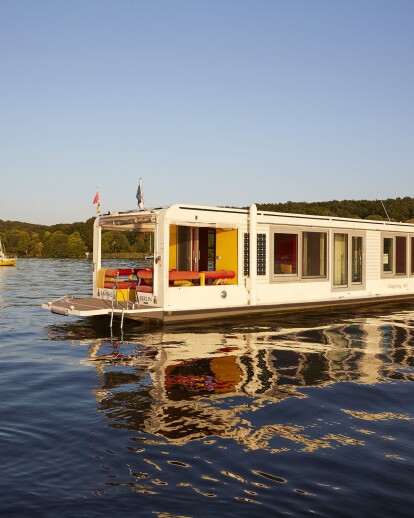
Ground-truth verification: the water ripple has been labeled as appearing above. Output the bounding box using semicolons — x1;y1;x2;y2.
1;259;414;516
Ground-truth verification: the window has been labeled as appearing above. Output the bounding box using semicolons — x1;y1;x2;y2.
303;232;326;278
271;227;328;281
333;232;365;290
274;233;297;276
197;228;216;271
207;229;216;271
352;236;363;285
333;234;348;287
396;236;406;275
411;237;414;275
383;237;393;273
177;226;192;270
382;234;408;277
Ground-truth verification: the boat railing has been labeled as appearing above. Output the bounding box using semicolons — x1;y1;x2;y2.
126;281;140;310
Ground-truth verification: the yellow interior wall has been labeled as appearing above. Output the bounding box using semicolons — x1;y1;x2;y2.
216;229;238;284
169;225;177;270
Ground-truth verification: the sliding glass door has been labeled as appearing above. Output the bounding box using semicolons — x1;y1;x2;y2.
333;234;348;287
333;232;365;289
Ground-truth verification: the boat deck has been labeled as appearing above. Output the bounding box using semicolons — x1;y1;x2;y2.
43;293;414;325
42;297;163;321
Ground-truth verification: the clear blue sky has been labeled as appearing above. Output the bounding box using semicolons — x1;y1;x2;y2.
1;0;413;224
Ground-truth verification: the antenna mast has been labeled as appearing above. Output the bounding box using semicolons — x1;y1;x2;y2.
377;193;391;222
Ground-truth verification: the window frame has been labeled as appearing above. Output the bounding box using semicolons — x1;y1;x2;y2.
331;230;366;291
410;236;414;276
270;225;329;283
381;232;409;278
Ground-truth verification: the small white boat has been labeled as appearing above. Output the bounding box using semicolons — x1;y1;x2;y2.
43;203;414;325
0;239;17;266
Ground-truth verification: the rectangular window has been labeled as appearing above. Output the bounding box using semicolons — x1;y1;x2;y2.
206;229;216;271
333;234;348;287
383;237;393;273
274;233;297;275
352;236;363;284
396;236;406;275
177;226;192;271
411;237;414;275
302;232;327;278
332;232;364;290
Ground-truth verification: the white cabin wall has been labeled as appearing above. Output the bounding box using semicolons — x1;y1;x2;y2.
165;285;248;312
366;231;381;282
92;218;101;298
257;278;335;305
161;206;414;313
154;215;168;307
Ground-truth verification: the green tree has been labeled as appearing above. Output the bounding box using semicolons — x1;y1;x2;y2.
68;232;87;257
101;232;113;254
43;231;70;257
101;231;131;254
16;231;31;256
4;229;22;253
364;214;386;221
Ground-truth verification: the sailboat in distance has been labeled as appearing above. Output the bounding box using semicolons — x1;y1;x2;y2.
0;238;17;266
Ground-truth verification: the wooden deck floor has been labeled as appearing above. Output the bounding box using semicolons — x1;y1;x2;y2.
43;297;163;320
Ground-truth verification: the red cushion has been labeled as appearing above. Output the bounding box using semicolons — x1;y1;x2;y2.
169;271;201;280
137;285;153;293
202;270;235;279
104;281;138;289
136;269;153;279
105;268;134;277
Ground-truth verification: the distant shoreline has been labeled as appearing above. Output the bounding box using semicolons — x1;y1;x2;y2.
14;253;150;259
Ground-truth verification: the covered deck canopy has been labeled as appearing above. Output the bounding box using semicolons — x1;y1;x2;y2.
98;211;158;232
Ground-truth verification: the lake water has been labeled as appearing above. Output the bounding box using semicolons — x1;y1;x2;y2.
1;259;414;517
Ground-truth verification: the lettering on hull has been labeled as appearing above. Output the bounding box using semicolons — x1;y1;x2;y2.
98;289;155;306
138;293;154;305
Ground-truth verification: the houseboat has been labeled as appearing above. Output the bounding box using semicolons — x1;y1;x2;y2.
42;203;414;325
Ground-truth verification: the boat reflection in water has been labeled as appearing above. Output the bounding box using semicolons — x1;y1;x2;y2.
42;308;414;513
64;310;414;449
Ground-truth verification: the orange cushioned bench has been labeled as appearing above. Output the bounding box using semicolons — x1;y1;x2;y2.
169;271;200;281
101;268;235;291
135;269;153;279
200;270;236;285
103;268;153;293
201;270;235;280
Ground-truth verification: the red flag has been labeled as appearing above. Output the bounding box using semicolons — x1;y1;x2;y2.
93;192;99;204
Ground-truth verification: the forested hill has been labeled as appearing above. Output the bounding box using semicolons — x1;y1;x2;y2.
255;197;414;222
2;196;414;257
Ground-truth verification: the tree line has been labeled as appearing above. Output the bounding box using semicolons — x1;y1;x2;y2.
254;196;414;222
0;217;151;258
2;196;414;258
